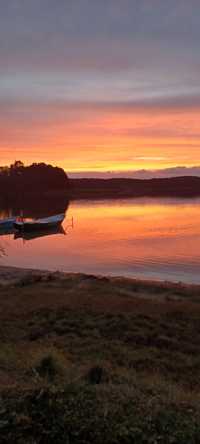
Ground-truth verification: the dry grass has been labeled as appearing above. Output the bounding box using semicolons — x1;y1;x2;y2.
0;267;200;442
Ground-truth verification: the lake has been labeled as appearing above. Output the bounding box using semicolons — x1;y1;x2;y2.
1;197;200;284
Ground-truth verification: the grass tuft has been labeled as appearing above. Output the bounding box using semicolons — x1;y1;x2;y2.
33;350;67;382
86;365;109;385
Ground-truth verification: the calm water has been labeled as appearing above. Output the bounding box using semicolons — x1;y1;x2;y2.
1;197;200;284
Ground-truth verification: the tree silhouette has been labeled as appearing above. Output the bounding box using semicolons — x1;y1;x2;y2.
0;161;69;194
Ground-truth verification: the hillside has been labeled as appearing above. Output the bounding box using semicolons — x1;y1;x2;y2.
69;176;200;199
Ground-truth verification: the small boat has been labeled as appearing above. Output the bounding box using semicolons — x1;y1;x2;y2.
14;213;65;232
0;217;16;231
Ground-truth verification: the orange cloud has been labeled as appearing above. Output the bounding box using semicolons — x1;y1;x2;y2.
0;101;200;172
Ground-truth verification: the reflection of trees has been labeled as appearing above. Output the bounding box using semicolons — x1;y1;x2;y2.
0;196;70;219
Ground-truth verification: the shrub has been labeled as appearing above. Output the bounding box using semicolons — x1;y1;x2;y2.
33;350;66;382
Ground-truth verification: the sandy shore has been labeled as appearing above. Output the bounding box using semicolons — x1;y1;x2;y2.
1;264;199;290
0;264;200;297
0;264;200;320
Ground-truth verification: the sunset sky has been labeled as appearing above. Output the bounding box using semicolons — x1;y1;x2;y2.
0;1;200;175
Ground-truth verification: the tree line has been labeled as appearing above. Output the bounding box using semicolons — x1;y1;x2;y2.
0;161;69;194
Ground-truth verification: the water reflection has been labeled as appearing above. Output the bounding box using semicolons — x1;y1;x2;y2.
14;224;66;242
0;194;69;219
1;197;200;284
0;226;15;236
0;195;70;257
0;244;6;258
0;218;70;257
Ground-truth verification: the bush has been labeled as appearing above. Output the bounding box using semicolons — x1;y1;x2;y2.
33;351;66;382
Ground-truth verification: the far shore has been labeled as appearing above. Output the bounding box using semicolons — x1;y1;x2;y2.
69;176;200;199
1;176;200;208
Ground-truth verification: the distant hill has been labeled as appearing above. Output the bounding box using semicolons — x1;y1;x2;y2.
69;176;200;199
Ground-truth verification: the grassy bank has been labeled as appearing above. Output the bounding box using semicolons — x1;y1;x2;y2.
0;267;200;442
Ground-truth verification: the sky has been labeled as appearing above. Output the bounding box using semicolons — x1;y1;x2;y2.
0;0;200;175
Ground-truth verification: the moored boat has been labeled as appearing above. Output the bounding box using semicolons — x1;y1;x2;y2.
14;213;65;232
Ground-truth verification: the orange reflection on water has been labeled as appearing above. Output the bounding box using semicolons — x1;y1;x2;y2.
1;198;200;283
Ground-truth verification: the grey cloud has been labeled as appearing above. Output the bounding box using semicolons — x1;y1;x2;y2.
1;92;200;128
0;0;200;138
0;0;200;73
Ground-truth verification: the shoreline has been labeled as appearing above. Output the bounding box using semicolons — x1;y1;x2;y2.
1;264;200;297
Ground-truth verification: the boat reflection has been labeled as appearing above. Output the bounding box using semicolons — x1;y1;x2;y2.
14;223;66;241
0;226;16;236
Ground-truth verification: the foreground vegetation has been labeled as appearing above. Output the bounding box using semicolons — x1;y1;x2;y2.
0;267;200;442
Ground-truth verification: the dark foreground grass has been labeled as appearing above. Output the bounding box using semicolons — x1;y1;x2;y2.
1;383;200;444
0;269;200;442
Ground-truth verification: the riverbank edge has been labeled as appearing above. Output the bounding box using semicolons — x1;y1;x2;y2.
1;264;200;294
